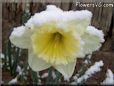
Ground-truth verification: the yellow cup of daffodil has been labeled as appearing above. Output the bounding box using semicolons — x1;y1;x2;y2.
9;5;104;78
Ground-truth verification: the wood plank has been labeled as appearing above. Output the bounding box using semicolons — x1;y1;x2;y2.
61;2;70;11
2;3;23;50
0;3;2;53
46;1;61;8
112;8;114;52
30;3;46;15
0;3;2;84
101;37;112;51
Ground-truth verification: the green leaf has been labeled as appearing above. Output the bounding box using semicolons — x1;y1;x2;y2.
12;48;21;76
7;40;13;75
31;69;38;84
46;67;53;84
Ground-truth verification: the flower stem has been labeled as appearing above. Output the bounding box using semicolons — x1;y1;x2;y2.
54;70;62;84
75;54;91;83
46;67;53;84
7;40;13;75
12;48;20;76
31;70;38;84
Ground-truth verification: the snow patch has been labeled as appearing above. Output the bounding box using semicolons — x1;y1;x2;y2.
16;65;23;75
64;76;70;82
0;53;4;59
102;69;114;85
8;77;17;85
41;72;48;78
52;71;56;79
76;60;104;83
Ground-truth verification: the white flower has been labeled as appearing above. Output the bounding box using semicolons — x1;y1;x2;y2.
9;5;104;78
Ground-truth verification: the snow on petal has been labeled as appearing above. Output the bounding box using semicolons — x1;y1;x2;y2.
46;5;62;12
25;5;92;28
9;26;32;49
81;26;104;55
86;26;104;42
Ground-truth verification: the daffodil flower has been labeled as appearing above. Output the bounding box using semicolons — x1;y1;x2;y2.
9;5;104;78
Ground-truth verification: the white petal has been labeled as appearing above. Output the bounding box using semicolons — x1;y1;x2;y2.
25;5;92;29
46;5;62;12
28;49;51;71
68;18;91;36
9;26;32;49
54;60;76;78
81;26;104;55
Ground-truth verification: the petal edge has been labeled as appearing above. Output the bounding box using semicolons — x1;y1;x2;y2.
54;60;76;78
9;26;32;49
28;49;51;71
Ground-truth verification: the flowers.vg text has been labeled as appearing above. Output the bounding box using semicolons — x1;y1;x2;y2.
75;2;113;7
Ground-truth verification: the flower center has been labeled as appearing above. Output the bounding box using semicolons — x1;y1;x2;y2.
31;24;82;65
53;32;62;42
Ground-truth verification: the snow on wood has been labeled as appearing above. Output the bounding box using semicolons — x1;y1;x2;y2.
76;60;104;83
101;69;114;85
8;77;17;85
41;72;48;78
